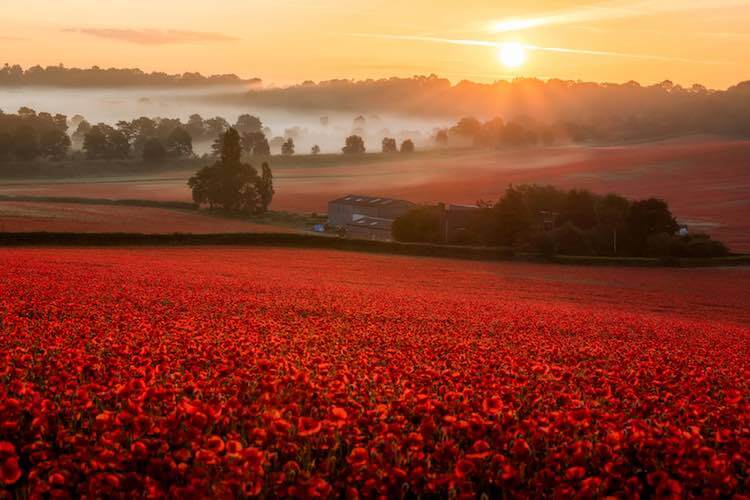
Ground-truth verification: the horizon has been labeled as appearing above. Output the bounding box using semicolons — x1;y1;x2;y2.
2;62;748;92
3;0;750;88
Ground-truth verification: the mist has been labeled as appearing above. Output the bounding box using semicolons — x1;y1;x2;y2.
0;85;450;154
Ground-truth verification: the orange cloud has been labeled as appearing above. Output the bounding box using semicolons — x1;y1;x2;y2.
62;28;239;45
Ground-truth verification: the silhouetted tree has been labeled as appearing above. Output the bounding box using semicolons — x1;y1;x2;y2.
11;126;39;160
561;189;597;229
392;206;442;243
311;144;320;155
235;114;262;134
342;135;365;154
281;138;295;156
0;132;12;160
382;137;397;153
83;125;129;159
258;162;274;212
39;128;70;159
491;185;531;245
626;198;679;254
435;129;448;146
142;138;167;162
165;127;193;157
188;128;267;213
400;139;415;153
241;132;270;156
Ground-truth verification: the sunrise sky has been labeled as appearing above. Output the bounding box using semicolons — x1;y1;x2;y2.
3;0;750;88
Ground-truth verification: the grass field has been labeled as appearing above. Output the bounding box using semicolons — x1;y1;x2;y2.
1;137;748;249
1;247;748;496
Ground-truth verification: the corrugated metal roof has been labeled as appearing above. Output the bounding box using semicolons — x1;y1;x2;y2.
329;194;414;208
346;216;393;229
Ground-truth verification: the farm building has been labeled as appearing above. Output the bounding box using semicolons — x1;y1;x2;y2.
328;195;415;227
346;215;394;241
327;194;415;241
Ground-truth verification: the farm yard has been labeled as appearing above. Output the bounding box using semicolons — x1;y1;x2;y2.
2;137;748;250
1;247;748;497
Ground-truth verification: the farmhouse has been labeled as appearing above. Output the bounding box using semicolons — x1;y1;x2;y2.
328;194;415;240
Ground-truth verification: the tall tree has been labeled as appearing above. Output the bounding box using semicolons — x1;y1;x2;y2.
258;162;275;212
400;139;415;153
342;135;365;154
188;128;267;213
39;128;71;160
281;138;295;156
165;127;193;158
235;114;262;134
382;137;397;153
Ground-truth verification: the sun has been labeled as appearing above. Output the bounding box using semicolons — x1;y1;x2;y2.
498;42;527;69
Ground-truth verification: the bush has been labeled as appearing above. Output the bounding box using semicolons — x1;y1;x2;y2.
646;233;729;258
392;206;442;243
550;223;593;255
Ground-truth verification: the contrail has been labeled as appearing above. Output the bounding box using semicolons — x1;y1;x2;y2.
491;0;750;33
343;32;726;65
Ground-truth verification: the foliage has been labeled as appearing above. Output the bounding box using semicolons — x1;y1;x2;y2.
188;128;273;213
626;198;679;254
392;206;443;243
400;139;415;153
0;63;258;87
342;135;366;154
141;138;167;162
0;107;70;161
281;138;295;156
381;137;397;153
83;125;130;160
392;183;729;257
241;132;270;156
164;127;193;158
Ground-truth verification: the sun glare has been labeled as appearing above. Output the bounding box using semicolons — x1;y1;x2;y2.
499;42;527;69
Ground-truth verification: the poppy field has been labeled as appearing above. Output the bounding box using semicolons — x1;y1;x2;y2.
1;247;749;498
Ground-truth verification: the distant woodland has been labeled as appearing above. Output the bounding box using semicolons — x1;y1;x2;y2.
228;76;750;141
0;64;259;87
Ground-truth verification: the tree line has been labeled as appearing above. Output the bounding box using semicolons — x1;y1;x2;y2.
393;185;729;258
0;64;259;87
237;75;750;142
0;107;70;161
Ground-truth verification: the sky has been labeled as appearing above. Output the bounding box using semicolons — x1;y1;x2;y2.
3;0;750;88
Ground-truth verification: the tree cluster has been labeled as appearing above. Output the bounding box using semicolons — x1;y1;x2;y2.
382;137;415;153
79;116;193;161
0;107;70;161
188;128;274;213
393;185;729;258
0;64;259;88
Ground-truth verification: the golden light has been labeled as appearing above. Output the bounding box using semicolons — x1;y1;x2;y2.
498;42;527;69
493;18;542;32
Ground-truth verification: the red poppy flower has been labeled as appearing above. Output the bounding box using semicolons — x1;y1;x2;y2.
297;417;322;437
331;407;348;421
511;438;531;460
0;457;22;485
206;435;225;453
347;447;369;468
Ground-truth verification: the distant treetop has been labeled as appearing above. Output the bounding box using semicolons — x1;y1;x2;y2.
0;64;261;88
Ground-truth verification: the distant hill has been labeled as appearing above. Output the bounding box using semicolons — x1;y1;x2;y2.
0;64;261;88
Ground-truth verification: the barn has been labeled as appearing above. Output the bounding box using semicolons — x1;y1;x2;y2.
327;194;415;240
